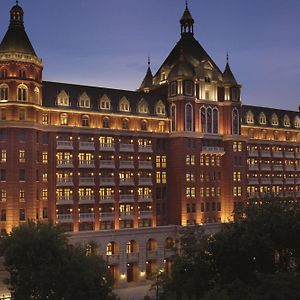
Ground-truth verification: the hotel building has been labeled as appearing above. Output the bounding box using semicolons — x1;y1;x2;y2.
0;2;299;285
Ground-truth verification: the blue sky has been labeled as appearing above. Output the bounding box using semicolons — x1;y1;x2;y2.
0;0;300;110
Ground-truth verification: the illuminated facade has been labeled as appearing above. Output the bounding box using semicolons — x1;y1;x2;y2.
0;2;299;286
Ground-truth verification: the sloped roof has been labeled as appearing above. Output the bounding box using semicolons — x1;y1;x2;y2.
223;63;238;85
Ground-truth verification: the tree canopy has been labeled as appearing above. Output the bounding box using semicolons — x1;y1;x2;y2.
0;222;116;300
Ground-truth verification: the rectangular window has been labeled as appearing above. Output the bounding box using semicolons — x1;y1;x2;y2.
162;172;167;184
42;152;48;163
233;142;238;152
1;209;6;221
1;150;6;162
42;114;48;125
201;202;205;212
200;188;204;197
156;172;161;184
0;189;6;202
19;189;25;202
42;173;48;182
19;109;25;120
42;189;48;201
0;108;6;121
155;156;161;168
42;208;48;219
161;156;167;168
191;203;196;213
19;150;25;163
200;155;204;166
19;129;26;142
19;209;25;221
0;169;6;181
19;169;25;181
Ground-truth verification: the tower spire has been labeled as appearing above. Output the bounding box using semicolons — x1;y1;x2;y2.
180;1;194;37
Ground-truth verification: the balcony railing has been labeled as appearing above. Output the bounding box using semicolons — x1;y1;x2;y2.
248;192;259;198
106;254;120;265
260;164;271;171
56;196;74;205
99;160;115;168
56;178;73;186
201;146;225;155
119;178;134;186
138;195;153;202
99;177;115;186
79;177;95;186
57;213;73;223
138;211;152;218
78;195;95;204
248;150;259;157
296;153;300;159
260;150;271;157
99;212;115;221
248;164;259;171
119;211;134;220
273;165;283;171
164;249;176;259
119;161;135;169
284;152;295;158
272;178;283;184
285;165;295;171
260;178;271;184
56;140;73;150
138;145;153;153
56;159;73;168
146;250;158;260
119;195;135;203
285;178;295;185
99;196;115;204
79;141;95;151
248;178;259;185
119;143;134;152
79;160;95;168
99;143;115;151
138;161;153;169
273;151;283;158
138;177;153;186
127;252;139;263
79;213;95;222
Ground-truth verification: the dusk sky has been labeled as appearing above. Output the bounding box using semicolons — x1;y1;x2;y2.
0;0;300;110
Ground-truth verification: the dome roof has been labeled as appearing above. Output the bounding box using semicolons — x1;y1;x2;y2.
0;2;37;57
168;50;195;80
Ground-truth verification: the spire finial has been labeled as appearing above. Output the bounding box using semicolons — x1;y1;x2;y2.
148;56;151;67
226;51;229;63
16;0;19;5
186;0;188;9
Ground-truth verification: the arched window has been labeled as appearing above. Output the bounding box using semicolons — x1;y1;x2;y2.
259;112;267;125
171;104;176;132
207;107;212;133
283;115;290;127
0;84;9;102
119;97;130;112
17;84;28;102
141;120;147;131
82;115;89;127
138;99;149;114
246;111;254;124
78;92;90;108
158;121;165;132
155;100;166;116
122;118;129;130
185;103;193;131
200;107;206;133
57;90;69;106
213;108;219;134
0;69;7;79
232;108;239;135
102;117;110;129
60;113;68;125
34;87;39;103
271;114;278;126
99;95;111;110
294;116;300;128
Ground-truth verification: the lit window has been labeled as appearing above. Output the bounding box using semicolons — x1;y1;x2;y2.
162;172;167;184
78;92;90;108
259;112;267;125
42;189;48;201
271;114;278;126
0;189;6;202
161;156;167;168
156;156;161;168
246;111;254;124
138;99;149;114
156;100;166;115
42;113;48;124
119;97;130;112
0;84;8;102
19;150;25;162
283;115;290;127
42;152;48;163
294;116;300;128
19;189;25;202
42;173;48;182
82;115;89;127
1;150;6;162
185;103;193;131
57;90;69;106
99;95;111;110
156;172;161;184
17;84;28;102
34;87;39;103
60;113;68;125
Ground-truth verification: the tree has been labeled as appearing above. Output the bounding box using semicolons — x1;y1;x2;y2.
0;222;116;300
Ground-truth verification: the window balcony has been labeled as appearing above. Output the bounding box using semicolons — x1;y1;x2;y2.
56;196;74;205
248;150;259;157
296;192;300;198
138;161;153;169
138;195;153;202
57;213;73;223
260;150;271;157
138;210;152;218
99;143;115;151
296;166;300;172
119;143;134;152
273;165;283;171
79;141;95;151
99;212;115;221
248;192;259;198
119;195;135;203
201;146;225;155
119;160;135;169
79;212;95;222
126;252;139;263
138;145;153;153
56;140;73;150
260;178;271;184
56;160;73;168
119;178;134;186
146;250;158;260
79;160;95;168
260;164;271;171
164;249;176;259
119;211;134;220
99;160;115;168
248;164;259;171
285;178;295;185
273;151;283;158
106;254;120;265
296;153;300;159
99;195;115;204
285;165;295;171
285;192;294;198
296;178;300;184
272;178;283;184
284;152;295;158
56;178;73;187
138;177;153;186
78;195;95;204
248;178;259;185
99;177;115;186
79;177;95;186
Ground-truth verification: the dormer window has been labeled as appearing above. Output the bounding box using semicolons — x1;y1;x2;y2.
294;116;300;128
17;84;28;102
57;90;69;107
138;99;148;114
204;76;211;83
155;100;166;116
0;84;9;102
283;115;290;127
99;95;111;110
271;114;278;126
78;92;90;108
246;111;254;124
259;112;267;125
119;97;130;112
